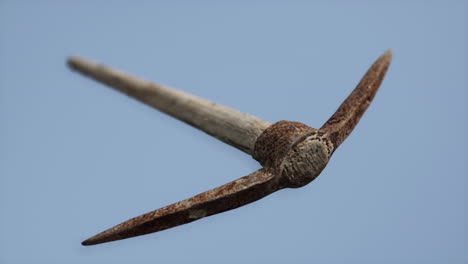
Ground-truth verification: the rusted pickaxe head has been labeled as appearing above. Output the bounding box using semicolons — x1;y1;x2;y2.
68;50;392;246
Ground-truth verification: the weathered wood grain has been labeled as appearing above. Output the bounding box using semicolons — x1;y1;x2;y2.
68;56;271;154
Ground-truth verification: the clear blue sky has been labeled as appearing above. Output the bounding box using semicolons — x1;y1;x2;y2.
1;1;467;263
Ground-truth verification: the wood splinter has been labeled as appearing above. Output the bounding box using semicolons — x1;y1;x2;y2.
67;50;392;246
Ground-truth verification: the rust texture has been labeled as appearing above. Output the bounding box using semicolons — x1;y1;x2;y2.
253;120;317;170
82;169;280;245
70;50;392;246
320;50;392;148
253;120;335;188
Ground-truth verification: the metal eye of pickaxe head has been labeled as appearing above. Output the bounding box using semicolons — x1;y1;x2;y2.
67;50;392;246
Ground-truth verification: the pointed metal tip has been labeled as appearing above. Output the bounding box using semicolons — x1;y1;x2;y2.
384;49;392;57
381;49;393;63
81;234;104;246
82;224;125;246
81;230;116;246
81;239;93;246
372;49;392;71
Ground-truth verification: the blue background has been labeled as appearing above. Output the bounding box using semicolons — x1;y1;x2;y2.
1;1;467;263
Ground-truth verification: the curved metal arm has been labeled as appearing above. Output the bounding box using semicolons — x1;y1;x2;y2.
82;169;279;246
320;50;392;148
